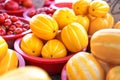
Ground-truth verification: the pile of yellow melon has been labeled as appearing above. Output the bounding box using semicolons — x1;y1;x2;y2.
65;0;120;79
72;0;115;35
0;36;18;75
17;0;120;80
66;28;120;80
20;8;89;58
60;0;120;80
20;0;120;59
0;36;51;79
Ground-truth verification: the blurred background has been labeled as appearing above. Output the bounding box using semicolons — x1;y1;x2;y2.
32;0;120;22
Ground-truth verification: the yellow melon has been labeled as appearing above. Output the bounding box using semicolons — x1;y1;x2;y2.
66;52;105;80
0;36;8;61
61;22;88;52
72;0;91;15
103;13;114;28
0;66;51;80
75;15;90;32
0;49;18;75
41;39;67;58
106;66;120;80
89;0;110;17
88;17;110;35
30;14;58;40
52;8;76;29
91;29;120;64
20;33;43;57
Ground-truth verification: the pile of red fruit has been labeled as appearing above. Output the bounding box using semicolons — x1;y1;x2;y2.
27;7;56;17
0;0;33;10
0;13;30;36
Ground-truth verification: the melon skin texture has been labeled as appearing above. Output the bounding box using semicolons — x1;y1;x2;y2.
41;39;67;58
61;22;88;52
0;66;52;80
88;0;110;17
91;29;120;64
30;14;59;40
66;52;105;80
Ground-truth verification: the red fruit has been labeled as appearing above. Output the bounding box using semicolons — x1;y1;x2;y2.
3;13;9;19
23;23;30;29
14;21;23;28
49;8;56;14
27;9;36;17
4;0;19;10
3;19;12;26
0;14;5;23
9;25;16;31
43;7;50;14
22;0;33;8
0;27;6;36
14;28;23;34
7;31;13;35
10;16;19;22
44;7;55;14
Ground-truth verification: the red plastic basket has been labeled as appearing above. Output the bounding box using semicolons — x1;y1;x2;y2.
14;38;86;74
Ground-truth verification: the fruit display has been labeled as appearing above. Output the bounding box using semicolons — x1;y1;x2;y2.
41;39;67;58
88;0;110;17
0;36;25;76
0;0;33;10
26;11;88;57
64;0;120;77
52;8;76;29
66;52;105;80
72;0;114;35
23;7;56;21
0;13;30;35
90;29;120;64
88;13;114;35
0;13;31;49
75;15;90;32
61;49;120;80
0;0;33;16
61;22;88;52
72;0;91;15
0;49;18;75
104;13;114;28
0;66;52;80
30;14;58;40
20;33;44;57
106;66;120;80
0;36;8;61
14;38;77;74
14;9;88;74
4;0;19;10
0;0;120;80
